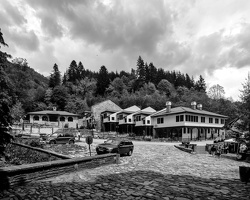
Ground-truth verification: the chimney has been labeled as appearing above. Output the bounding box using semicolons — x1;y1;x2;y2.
53;107;57;111
197;104;202;110
166;101;172;113
191;101;197;109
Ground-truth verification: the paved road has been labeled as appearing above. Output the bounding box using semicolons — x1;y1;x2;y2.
1;141;250;200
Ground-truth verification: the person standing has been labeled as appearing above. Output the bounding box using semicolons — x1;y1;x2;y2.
210;145;216;156
76;131;81;141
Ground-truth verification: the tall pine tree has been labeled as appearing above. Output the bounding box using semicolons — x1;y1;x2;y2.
49;63;61;88
195;75;206;92
96;66;110;96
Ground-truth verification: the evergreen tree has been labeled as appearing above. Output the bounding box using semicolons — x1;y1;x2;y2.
148;62;157;84
156;68;165;85
145;63;150;83
136;56;146;89
195;75;206;92
96;66;110;96
67;60;78;83
185;74;194;89
49;63;61;88
0;28;11;64
77;61;85;80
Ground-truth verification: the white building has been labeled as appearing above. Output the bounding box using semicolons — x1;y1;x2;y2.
27;108;79;129
150;101;228;142
102;105;140;133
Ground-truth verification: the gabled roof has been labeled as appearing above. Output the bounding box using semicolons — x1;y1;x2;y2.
124;105;141;112
132;107;156;116
151;106;227;118
116;105;141;115
28;110;79;116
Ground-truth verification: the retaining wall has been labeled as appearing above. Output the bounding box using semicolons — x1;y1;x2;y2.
0;153;116;190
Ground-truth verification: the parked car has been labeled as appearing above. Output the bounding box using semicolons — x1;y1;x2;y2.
96;138;134;156
42;132;75;144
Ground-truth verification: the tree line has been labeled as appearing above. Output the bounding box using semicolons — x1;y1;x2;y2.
1;29;250;134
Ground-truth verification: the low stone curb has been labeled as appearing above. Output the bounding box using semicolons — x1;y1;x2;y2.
174;145;193;153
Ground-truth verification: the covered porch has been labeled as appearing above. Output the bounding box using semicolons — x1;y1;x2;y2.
153;126;222;142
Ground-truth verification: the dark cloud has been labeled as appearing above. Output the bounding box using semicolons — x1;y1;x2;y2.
26;0;173;55
38;12;64;39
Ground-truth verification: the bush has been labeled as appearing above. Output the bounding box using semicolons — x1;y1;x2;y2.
4;143;59;166
30;140;44;148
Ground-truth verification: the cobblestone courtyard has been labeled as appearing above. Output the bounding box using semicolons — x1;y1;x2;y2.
1;141;250;200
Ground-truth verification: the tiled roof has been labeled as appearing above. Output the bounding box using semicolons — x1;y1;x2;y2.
151;106;228;118
27;110;79;116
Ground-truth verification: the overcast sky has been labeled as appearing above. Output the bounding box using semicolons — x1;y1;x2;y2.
1;0;250;101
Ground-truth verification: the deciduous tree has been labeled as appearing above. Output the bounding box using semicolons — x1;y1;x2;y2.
208;84;225;99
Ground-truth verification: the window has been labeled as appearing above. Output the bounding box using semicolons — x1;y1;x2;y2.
208;129;210;133
112;117;115;120
201;117;205;123
33;115;39;121
190;115;194;122
68;117;73;122
143;120;145;124
215;118;219;124
42;116;48;121
176;116;179;122
136;116;141;121
183;127;186;133
147;120;150;124
118;115;123;120
221;119;225;124
157;118;164;124
129;119;131;122
209;118;213;123
180;115;184;122
125;118;127;123
195;116;198;122
60;117;65;122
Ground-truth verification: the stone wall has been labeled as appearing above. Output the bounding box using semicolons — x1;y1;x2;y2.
0;154;116;190
91;100;122;131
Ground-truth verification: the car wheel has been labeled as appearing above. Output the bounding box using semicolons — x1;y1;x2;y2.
49;140;56;144
127;150;133;156
69;140;74;144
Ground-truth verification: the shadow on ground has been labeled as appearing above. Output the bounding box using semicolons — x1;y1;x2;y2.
0;170;249;200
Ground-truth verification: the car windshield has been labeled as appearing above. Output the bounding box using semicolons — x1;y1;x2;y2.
49;132;60;137
105;139;120;145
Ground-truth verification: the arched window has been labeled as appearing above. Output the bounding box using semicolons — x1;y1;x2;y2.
33;115;39;121
42;116;48;121
68;117;73;122
60;117;65;122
